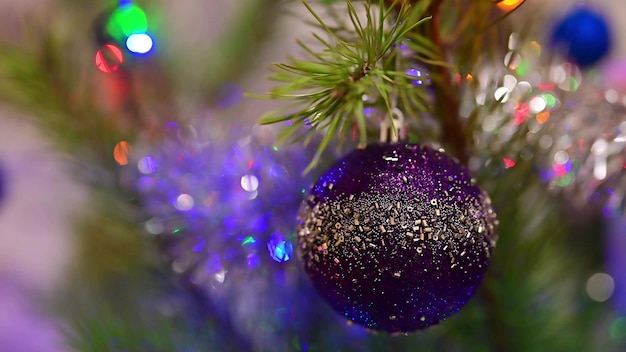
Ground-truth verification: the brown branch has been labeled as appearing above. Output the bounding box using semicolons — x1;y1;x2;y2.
426;3;513;349
427;1;470;165
331;62;371;99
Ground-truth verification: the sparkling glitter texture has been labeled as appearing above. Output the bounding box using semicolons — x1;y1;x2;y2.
297;143;498;332
467;31;626;213
121;121;341;350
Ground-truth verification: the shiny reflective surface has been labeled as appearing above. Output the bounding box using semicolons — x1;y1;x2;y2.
471;32;626;213
120;121;331;349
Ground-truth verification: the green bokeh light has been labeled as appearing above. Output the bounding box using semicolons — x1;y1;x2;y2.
610;317;626;344
543;93;557;108
515;59;530;76
106;4;148;41
555;173;573;187
241;236;256;246
567;76;580;92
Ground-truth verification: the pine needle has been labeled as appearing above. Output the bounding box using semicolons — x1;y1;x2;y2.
257;0;431;172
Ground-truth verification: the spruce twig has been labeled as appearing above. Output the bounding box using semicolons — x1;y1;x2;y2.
256;0;431;172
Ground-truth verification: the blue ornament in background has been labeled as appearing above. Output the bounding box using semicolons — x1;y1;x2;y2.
550;6;612;68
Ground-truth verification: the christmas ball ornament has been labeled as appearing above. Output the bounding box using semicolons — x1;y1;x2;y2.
550;7;612;68
297;144;497;332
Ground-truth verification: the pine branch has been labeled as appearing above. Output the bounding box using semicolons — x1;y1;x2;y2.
256;0;431;172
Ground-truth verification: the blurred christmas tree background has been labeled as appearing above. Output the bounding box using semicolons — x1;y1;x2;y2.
0;0;626;351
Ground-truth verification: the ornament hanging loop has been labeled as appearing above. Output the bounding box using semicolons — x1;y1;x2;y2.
379;107;406;143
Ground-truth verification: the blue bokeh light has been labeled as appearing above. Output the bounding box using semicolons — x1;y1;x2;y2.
267;234;294;262
247;253;261;269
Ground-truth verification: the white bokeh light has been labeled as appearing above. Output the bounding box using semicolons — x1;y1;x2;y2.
174;193;195;211
126;33;154;54
529;96;547;113
240;174;259;192
586;273;615;302
137;156;156;175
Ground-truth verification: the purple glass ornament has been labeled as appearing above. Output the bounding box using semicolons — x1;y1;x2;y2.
297;143;498;332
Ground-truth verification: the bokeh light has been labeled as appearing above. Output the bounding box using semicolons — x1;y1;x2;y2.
536;111;550;124
497;0;524;12
115;119;327;350
586;273;615;302
215;82;244;109
529;96;547;113
145;217;164;235
405;67;430;86
267;234;294;263
240;174;259;193
137;156;156;175
494;87;510;103
106;4;148;41
247;253;261;269
503;158;516;169
126;33;154;54
241;236;256;247
114;141;132;165
174;194;195;211
514;103;529;125
472;30;626;208
611;317;626;344
94;44;124;73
